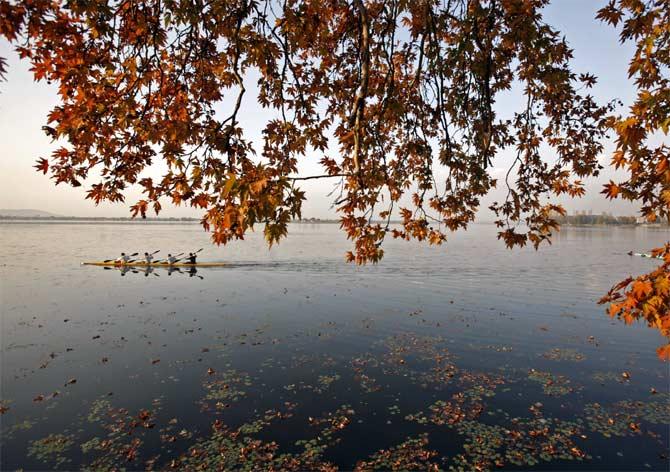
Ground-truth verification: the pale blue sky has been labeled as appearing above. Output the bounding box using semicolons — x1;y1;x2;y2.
0;1;644;218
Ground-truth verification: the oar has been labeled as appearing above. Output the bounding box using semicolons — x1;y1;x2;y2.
137;250;161;264
103;252;138;263
174;248;201;263
180;248;204;264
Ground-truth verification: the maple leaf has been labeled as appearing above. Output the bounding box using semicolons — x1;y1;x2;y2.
34;158;49;174
130;200;148;219
631;280;652;299
601;181;619;199
191;193;210;209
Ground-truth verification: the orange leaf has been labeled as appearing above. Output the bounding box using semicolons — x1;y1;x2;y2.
656;344;670;361
631;280;652;299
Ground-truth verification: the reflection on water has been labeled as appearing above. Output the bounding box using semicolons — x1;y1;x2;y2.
1;223;669;470
103;265;204;279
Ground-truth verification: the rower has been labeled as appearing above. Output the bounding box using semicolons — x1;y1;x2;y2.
116;252;130;264
187;252;197;264
144;252;155;264
167;254;177;265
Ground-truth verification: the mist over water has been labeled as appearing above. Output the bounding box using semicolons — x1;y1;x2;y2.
1;223;668;470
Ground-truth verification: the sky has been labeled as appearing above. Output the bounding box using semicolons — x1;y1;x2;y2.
0;0;646;219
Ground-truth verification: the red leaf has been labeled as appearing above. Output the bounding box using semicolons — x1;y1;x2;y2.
34;158;49;174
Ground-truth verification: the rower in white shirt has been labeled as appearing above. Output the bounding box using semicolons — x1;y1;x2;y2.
116;252;131;264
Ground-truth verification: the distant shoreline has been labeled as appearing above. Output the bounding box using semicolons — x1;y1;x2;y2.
1;216;668;229
0;216;344;224
0;216;202;222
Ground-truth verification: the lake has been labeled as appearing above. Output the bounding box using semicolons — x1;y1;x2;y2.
1;222;668;471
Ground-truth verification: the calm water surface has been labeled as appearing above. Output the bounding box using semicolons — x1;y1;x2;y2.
1;223;668;471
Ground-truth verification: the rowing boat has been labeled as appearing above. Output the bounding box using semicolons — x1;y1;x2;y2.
630;253;663;260
82;261;226;268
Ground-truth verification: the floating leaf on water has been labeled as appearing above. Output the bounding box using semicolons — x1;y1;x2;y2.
354;434;439;471
542;348;585;362
528;370;578;396
27;433;74;468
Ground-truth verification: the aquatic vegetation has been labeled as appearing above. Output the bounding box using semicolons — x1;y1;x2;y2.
528;369;579;396
354;434;440;471
542;348;585;362
316;373;341;392
406;386;590;471
406;395;484;426
468;343;514;353
172;405;351;471
458;371;505;399
78;398;162;470
351;355;382;393
86;398;113;423
591;371;626;384
585;395;670;438
202;368;252;403
387;405;401;416
3;326;670;471
284;373;341;395
450;415;588;471
27;433;75;468
2;419;35;440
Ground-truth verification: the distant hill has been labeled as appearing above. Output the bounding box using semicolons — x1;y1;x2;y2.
0;209;62;218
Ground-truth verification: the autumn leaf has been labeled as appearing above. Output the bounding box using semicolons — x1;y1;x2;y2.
631;280;652;299
34;158;49;174
657;344;670;361
601;181;619;199
131;200;149;219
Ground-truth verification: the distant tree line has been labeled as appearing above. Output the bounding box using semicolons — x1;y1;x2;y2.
0;215;200;222
555;214;638;225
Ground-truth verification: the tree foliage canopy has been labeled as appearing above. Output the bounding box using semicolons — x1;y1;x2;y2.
1;0;668;357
